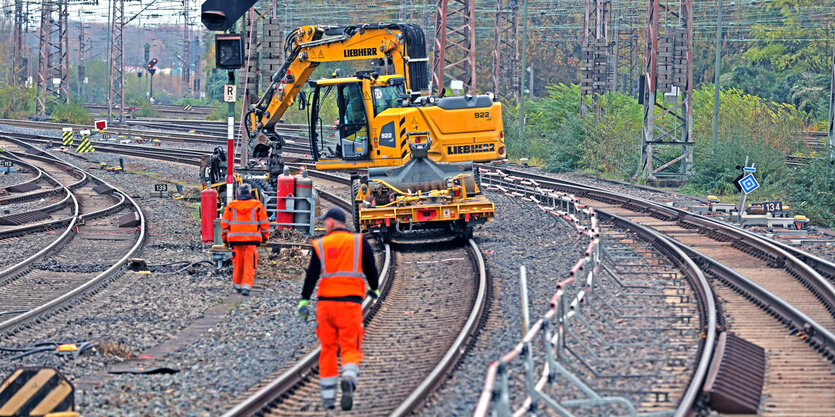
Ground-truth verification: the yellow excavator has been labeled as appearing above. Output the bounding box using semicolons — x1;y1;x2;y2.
245;23;506;240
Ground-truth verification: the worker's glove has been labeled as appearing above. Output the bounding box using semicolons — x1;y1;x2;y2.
261;237;268;246
368;289;381;299
297;299;310;319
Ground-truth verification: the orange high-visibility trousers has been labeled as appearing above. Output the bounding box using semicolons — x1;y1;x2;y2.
316;300;364;379
232;245;258;290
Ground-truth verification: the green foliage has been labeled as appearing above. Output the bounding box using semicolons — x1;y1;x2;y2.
722;65;831;119
128;98;159;118
744;0;833;73
509;84;641;176
175;97;213;106
681;86;805;199
51;103;92;125
0;83;35;119
208;100;243;121
787;158;835;228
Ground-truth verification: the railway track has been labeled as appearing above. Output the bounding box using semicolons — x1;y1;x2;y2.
123;118;307;139
0;122;313;161
0;118;310;146
84;103;214;119
0;153;79;247
223;190;489;417
478;166;835;415
0;135;146;337
8;129;835;413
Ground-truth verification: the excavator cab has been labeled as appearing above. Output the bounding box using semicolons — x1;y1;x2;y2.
309;74;405;163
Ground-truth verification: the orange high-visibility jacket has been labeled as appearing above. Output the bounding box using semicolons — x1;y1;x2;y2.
220;198;270;245
312;231;365;298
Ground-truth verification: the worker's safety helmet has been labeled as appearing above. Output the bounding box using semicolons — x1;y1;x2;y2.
237;183;252;198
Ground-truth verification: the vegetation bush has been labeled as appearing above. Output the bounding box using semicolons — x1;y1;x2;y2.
682;86;807;198
787;158;835;228
129;98;159;118
0;83;35;119
508;83;642;177
51;102;92;125
208;100;242;121
175;97;213;106
513;83;833;225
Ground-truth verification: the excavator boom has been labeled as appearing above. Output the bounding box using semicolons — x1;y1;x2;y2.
246;24;428;145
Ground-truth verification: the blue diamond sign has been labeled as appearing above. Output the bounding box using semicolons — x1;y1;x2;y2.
739;175;759;194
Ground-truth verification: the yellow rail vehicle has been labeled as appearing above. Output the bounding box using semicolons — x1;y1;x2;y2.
308;75;505;170
244;23;505;239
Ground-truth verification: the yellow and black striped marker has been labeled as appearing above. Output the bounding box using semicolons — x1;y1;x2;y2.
76;134;94;154
183;104;193;111
61;129;73;146
0;367;76;416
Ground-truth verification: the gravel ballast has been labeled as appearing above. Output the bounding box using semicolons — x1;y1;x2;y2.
420;191;585;415
0;146;315;416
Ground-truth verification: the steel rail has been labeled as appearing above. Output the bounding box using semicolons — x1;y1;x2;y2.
224;188;490;417
594;210;716;417
221;192;391;417
390;237;490;416
0;156;44;191
0;149;91;240
479;165;835;308
0;139;147;334
0;150;81;282
0;118;311;146
10;132;313;167
481;166;835;359
472;177;715;417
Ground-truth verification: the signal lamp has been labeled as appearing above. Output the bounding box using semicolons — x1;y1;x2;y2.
216;34;243;69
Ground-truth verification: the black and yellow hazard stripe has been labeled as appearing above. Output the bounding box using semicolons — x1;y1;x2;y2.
76;136;94;153
0;367;75;416
61;131;73;146
184;104;193;111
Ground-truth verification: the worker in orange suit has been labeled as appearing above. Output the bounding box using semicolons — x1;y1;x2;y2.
297;207;379;411
220;183;269;296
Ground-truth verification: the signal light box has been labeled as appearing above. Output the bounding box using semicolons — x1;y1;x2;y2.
215;34;243;69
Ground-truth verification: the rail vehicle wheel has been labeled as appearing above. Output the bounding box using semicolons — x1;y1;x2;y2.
381;227;393;244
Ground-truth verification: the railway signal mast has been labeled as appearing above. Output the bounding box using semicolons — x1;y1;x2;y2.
36;0;70;118
492;0;520;104
432;0;477;94
147;58;158;101
201;0;256;204
637;0;694;181
107;0;126;124
580;0;613;115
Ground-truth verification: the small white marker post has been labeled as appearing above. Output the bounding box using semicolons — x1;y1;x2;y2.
519;265;531;336
224;83;237;205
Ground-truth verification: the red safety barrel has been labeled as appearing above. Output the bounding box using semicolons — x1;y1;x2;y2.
276;167;295;229
201;188;218;243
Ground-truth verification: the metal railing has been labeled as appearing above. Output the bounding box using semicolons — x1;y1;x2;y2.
473;170;703;417
263;192;318;235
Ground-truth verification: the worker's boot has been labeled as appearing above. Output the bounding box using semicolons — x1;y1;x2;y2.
340;380;355;410
322;399;335;410
341;363;358;410
233;284;242;293
241;288;250;296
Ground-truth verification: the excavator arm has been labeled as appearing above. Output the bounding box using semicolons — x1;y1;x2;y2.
245;23;428;155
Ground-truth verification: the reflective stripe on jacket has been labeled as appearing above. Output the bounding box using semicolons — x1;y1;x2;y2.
221;198;270;244
312;231;365;298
